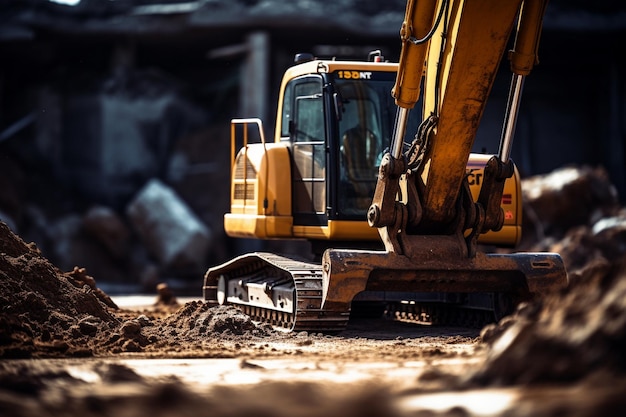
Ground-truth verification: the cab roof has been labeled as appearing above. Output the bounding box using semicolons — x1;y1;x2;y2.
282;59;399;82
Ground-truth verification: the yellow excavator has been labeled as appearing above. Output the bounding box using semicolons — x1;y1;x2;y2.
203;0;568;332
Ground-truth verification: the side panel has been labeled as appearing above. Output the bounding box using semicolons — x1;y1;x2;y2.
225;143;294;239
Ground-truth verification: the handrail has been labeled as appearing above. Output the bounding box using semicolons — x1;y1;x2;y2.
230;117;267;164
230;118;269;214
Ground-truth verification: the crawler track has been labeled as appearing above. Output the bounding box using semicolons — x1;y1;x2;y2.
203;253;350;333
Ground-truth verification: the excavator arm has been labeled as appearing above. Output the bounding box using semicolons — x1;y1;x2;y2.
322;0;566;318
371;0;548;249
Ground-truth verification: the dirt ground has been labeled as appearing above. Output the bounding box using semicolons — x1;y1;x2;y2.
2;203;626;417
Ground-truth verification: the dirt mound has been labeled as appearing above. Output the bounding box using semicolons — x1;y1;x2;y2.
0;221;120;358
0;219;277;358
161;302;260;336
476;207;626;385
121;302;275;357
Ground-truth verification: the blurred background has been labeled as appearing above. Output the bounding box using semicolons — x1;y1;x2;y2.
0;0;624;293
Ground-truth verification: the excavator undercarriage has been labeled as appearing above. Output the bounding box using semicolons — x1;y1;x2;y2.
204;233;565;332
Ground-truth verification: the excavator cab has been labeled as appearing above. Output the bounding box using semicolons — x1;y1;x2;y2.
223;61;421;244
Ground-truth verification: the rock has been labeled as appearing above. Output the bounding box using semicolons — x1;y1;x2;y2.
78;316;101;336
521;165;619;241
155;282;178;306
136;315;152;327
120;320;142;338
83;206;130;260
126;179;211;273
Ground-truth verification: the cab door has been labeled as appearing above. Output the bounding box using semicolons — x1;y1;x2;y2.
286;76;328;227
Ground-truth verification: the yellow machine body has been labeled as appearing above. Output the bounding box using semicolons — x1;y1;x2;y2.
205;0;567;333
224;61;522;247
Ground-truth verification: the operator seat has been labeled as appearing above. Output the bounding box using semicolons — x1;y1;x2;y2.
342;125;379;202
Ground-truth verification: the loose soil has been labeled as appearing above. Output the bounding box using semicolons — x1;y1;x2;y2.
2;218;626;416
